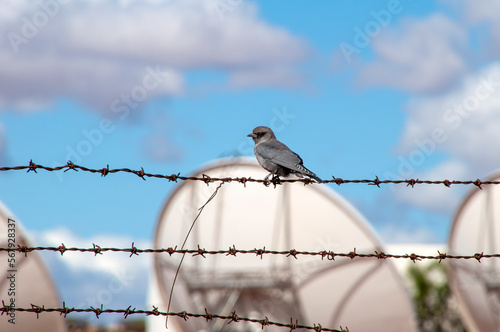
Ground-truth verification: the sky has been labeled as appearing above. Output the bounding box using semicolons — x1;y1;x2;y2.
1;0;500;326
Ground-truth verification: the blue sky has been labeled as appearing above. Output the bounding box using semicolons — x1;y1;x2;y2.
1;0;500;325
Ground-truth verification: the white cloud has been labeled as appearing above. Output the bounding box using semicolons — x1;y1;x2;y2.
398;63;500;175
458;0;500;23
386;63;500;214
392;160;467;214
140;109;186;162
229;66;305;89
32;227;152;323
0;0;308;112
356;14;468;93
0;1;31;22
65;1;306;68
34;227;151;275
144;134;184;162
379;224;441;244
0;123;7;164
459;0;500;58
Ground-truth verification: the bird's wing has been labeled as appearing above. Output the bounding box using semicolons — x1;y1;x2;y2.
256;139;303;170
256;139;323;183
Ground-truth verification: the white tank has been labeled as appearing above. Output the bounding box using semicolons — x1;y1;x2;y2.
148;158;417;332
0;201;66;332
448;171;500;331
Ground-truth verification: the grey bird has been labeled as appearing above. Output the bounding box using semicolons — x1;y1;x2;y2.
248;126;323;183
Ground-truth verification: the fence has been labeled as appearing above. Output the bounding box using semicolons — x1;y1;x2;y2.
0;161;496;331
0;160;496;188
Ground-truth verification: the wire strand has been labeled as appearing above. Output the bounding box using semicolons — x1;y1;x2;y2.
2;245;491;262
0;160;496;188
165;182;224;328
0;302;349;332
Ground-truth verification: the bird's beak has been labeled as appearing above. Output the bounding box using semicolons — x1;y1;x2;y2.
248;133;257;138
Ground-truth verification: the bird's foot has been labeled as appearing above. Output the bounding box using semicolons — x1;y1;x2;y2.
263;173;271;186
263;173;281;187
271;174;282;186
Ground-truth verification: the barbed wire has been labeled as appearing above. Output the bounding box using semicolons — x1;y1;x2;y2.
0;302;348;332
0;160;496;188
0;244;493;262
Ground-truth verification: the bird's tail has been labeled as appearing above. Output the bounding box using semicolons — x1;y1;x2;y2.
309;173;323;183
296;165;323;183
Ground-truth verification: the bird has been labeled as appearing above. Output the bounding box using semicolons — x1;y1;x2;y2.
248;126;323;183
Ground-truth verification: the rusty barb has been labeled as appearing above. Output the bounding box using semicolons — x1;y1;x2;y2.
0;244;494;263
0;160;496;188
0;301;349;332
